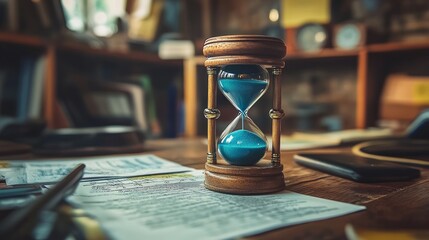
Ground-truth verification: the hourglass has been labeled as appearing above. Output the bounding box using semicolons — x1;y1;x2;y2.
203;35;287;194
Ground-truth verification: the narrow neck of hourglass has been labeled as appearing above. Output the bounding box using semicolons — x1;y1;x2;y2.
239;110;247;130
239;109;249;115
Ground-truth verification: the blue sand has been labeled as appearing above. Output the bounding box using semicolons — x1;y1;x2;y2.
218;129;267;166
219;79;268;112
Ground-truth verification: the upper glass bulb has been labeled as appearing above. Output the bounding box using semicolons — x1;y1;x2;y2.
218;64;269;114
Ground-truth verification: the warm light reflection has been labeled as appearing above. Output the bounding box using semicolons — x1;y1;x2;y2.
269;9;279;22
315;32;326;42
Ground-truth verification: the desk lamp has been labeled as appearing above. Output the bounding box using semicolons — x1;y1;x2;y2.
203;35;287;194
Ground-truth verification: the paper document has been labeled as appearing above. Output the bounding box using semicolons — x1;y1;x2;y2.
69;171;365;240
2;155;192;185
267;136;339;151
291;128;394;144
267;128;394;151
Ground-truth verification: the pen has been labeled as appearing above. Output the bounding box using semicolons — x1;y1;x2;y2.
0;163;85;239
0;184;43;199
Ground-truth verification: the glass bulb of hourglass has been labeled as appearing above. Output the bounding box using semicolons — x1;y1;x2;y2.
217;64;269;166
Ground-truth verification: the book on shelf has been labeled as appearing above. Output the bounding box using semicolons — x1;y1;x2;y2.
0;69;6;115
59;79;149;131
0;0;8;30
84;91;133;119
6;0;19;31
165;80;180;138
0;54;46;140
93;81;148;131
60;83;92;127
0;57;20;118
54;101;72;128
14;56;46;121
159;40;195;59
128;0;164;42
125;75;161;138
17;57;35;121
28;56;46;120
16;0;42;34
57;71;182;138
1;0;64;33
32;0;53;31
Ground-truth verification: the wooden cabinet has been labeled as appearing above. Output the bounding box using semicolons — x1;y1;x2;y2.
183;41;429;137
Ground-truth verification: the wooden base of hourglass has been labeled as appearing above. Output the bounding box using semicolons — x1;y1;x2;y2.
205;160;285;195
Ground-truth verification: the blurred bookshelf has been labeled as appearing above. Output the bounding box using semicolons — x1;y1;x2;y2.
0;31;182;138
1;0;429;139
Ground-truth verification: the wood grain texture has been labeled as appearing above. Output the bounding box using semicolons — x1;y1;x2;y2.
206;159;284;176
0;141;31;156
44;46;56;128
205;160;285;194
367;41;429;53
356;49;368;129
206;67;218;164
356;51;386;129
183;58;200;137
2;138;428;239
203;35;286;67
271;68;283;163
0;32;45;47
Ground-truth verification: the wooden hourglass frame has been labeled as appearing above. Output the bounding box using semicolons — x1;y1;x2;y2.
203;35;287;194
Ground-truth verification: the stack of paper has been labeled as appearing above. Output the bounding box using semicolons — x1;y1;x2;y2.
1;154;366;239
0;154;193;185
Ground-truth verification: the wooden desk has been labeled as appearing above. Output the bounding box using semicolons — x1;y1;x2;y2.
2;138;428;239
145;138;429;239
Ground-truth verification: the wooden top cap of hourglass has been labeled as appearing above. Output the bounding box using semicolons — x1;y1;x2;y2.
203;35;286;68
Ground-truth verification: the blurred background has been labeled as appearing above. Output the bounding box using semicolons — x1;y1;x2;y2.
0;0;428;142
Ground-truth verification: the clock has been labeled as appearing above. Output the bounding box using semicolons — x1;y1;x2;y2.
295;23;329;52
334;23;366;49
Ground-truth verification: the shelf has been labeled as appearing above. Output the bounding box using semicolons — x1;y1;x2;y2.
367;41;429;53
286;48;359;60
58;43;182;66
0;32;182;66
285;40;429;59
2;30;429;132
0;32;45;47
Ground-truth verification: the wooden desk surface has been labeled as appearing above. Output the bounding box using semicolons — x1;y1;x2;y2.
3;138;428;239
144;138;429;239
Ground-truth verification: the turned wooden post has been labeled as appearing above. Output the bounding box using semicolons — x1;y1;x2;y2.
205;67;220;164
269;68;284;165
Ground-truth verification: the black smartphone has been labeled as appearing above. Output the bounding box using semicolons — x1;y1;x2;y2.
294;153;421;183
